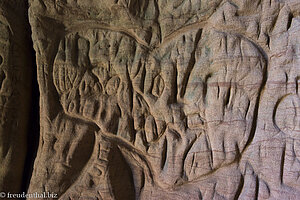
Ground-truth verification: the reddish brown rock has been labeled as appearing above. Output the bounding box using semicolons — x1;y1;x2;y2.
24;0;300;199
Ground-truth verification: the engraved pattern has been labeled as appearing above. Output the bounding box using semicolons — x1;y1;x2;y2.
26;0;300;199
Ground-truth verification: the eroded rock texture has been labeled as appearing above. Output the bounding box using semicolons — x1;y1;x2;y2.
0;1;32;194
27;0;300;199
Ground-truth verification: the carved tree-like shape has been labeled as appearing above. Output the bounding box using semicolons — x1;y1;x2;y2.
27;0;274;199
47;27;266;198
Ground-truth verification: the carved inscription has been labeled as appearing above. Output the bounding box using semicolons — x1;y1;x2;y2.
27;0;300;199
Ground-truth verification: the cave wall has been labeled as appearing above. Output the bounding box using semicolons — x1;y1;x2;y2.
0;0;32;194
1;0;300;199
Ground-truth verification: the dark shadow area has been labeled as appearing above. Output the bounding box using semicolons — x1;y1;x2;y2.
20;2;40;193
108;145;136;200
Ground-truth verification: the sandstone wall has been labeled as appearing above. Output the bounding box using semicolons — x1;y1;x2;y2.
1;0;300;199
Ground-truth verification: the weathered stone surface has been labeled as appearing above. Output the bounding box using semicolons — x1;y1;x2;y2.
26;0;300;199
0;0;32;194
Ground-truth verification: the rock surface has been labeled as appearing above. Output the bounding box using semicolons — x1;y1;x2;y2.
0;0;32;194
0;0;300;199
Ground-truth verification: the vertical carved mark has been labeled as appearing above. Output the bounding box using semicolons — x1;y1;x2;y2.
181;136;197;179
225;83;231;107
0;70;6;91
180;29;202;98
126;64;134;112
266;34;270;49
255;175;259;200
161;138;167;170
140;170;145;193
173;63;178;102
287;13;293;30
203;73;212;103
296;76;300;94
205;132;214;168
198;188;203;200
242;42;268;153
244;100;250;118
280;145;286;184
234;174;244;200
